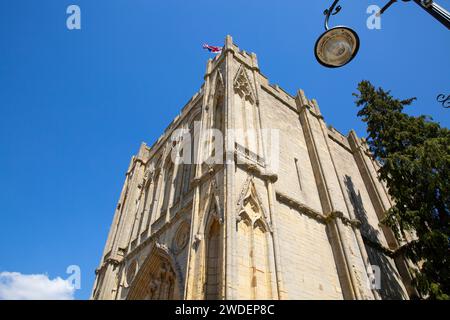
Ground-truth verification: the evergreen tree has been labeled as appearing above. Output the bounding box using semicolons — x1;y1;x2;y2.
354;81;450;300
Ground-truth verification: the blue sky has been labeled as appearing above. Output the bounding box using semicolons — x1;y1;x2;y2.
0;0;448;300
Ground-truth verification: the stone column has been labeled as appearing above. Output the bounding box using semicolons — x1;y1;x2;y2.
348;130;416;298
223;35;238;300
184;58;213;299
296;90;361;299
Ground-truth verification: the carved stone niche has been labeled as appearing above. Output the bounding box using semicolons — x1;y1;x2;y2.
172;222;190;254
125;259;138;287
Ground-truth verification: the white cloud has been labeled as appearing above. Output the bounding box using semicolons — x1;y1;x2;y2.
0;272;75;300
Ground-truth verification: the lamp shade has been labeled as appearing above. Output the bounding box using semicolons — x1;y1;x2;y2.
314;26;360;68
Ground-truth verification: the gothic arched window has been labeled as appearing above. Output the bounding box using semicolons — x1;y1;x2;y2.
182;112;201;194
233;66;261;156
236;185;272;299
205;219;222;300
160;158;174;215
211;74;225;160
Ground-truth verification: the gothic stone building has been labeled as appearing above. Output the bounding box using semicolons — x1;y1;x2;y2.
92;36;416;300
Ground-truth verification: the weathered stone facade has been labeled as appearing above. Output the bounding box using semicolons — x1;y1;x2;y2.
92;36;415;300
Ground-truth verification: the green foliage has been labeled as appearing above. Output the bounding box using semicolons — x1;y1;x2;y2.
354;81;450;300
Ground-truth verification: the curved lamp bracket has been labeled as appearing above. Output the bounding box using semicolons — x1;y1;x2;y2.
324;0;343;30
323;0;424;31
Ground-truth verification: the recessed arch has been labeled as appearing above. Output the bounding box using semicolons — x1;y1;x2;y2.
235;176;273;299
127;243;183;300
204;218;222;299
198;182;223;237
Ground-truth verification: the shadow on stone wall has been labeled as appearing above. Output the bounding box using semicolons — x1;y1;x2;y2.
344;175;408;300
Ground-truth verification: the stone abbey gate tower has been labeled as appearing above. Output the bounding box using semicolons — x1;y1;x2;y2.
92;36;416;300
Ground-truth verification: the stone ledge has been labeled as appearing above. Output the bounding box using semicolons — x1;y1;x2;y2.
275;191;325;222
95;255;123;275
275;192;362;229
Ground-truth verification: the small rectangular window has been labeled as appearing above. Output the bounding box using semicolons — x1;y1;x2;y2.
294;158;302;191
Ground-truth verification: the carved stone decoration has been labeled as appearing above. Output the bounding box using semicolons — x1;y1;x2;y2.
127;242;184;300
154;242;184;294
142;167;154;189
236;174;253;209
172;222;190;254
210;178;224;224
233;65;255;104
235;175;273;299
125;259;138;287
142;260;176;300
196;179;224;241
236;174;272;232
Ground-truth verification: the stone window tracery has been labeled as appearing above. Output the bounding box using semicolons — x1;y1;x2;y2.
236;184;272;299
143;261;175;300
127;251;179;300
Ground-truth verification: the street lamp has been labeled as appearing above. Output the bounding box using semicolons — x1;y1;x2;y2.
315;0;450;68
314;0;360;68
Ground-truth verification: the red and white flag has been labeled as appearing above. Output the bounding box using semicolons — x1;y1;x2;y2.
203;44;222;54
